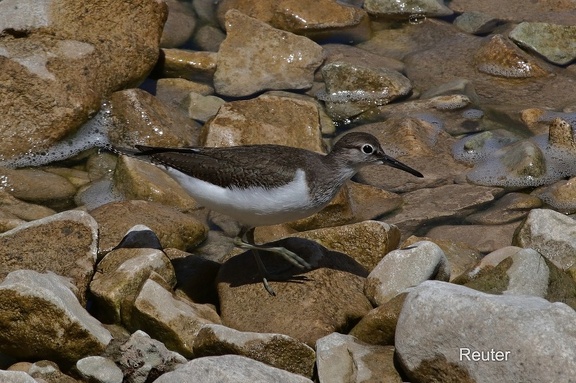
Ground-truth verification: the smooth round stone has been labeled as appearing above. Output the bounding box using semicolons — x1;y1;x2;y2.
509;22;576;65
76;356;123;383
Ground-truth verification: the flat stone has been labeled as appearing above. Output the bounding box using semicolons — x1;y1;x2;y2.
509;22;576;65
425;222;520;254
214;10;324;97
217;238;372;347
90;200;208;253
156;77;214;112
454;11;500;35
193;324;315;377
0;167;76;207
160;49;217;82
365;241;450;306
154;355;313;383
0;210;97;304
0;189;55;222
321;44;405;76
76;356;123;383
364;0;453;17
0;270;112;365
185;92;226;122
536;176;576;213
0;371;37;383
466;192;543;224
125;278;221;358
396;280;576;382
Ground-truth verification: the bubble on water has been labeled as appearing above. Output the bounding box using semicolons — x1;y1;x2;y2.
316;89;390;104
408;14;426;25
453;130;519;165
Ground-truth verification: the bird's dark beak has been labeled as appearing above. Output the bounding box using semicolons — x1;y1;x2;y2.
380;154;423;178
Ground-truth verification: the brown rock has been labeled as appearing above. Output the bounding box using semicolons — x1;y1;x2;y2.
159;49;217;82
426;222;521;254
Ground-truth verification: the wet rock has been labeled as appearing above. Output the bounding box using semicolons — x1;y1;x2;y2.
185;92;226;122
349;293;407;346
0;371;37;383
454;12;500;35
125;278;221;358
363;0;453;18
214;10;324;97
386;184;503;238
0;189;56;222
193;324;315;377
90;248;176;324
0;270;112;365
90;200;208;253
396;281;576;383
425;222;520;254
0;210;97;303
76;356;123;383
513;208;576;269
202;93;324;151
217;0;371;42
113;155;200;211
319;61;412;120
475;34;549;78
548;117;576;150
509;22;576;65
107;88;200;149
217;238;372;347
365;241;450;306
118;330;187;383
0;0;167;160
160;0;197;48
155;77;215;113
154;354;313;383
316;333;402;383
465;192;542;224
321;43;405;76
535;176;576;213
159;49;217;83
452;129;523;166
28;360;79;383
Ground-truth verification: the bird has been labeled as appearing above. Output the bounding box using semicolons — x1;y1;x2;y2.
127;132;423;295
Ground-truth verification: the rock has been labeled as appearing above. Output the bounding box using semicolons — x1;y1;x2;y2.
319;61;412;120
159;49;217;83
90;248;176;323
217;0;371;42
0;371;37;383
113;155;200;211
0;0;167;160
125;278;221;358
154;355;313;383
76;356;123;383
349;293;407;346
155;77;214;113
202;93;324;151
509;22;576;65
193;324;315;377
0;189;56;222
0;270;112;365
193;24;226;52
453;129;522;165
365;241;450;306
536;176;576;213
214;10;324;97
28;360;79;383
363;0;453;17
513;208;576;269
118;330;187;383
396;280;576;382
465;192;542;224
454;11;500;35
316;333;402;383
160;0;196;48
0;210;97;304
185;92;226;122
321;44;405;76
107;88;200;149
425;222;520;254
217;238;372;347
548;117;576;150
90;200;208;253
475;34;549;78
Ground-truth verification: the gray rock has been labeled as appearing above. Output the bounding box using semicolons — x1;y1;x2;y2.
76;356;123;383
0;270;111;365
28;360;79;383
509;22;576;65
193;324;315;378
396;280;576;383
0;370;37;383
466;192;542;225
513;208;576;269
454;12;499;35
118;330;187;383
0;210;98;305
316;333;402;383
363;0;453;17
185;92;226;122
425;222;520;254
154;355;313;383
365;241;450;306
214;10;324;97
160;0;196;48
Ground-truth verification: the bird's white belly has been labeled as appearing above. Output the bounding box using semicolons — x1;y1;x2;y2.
166;168;320;227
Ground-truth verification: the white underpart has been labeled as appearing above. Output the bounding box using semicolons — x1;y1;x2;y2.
166;167;320;227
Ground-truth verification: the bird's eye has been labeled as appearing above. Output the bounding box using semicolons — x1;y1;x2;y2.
361;144;374;154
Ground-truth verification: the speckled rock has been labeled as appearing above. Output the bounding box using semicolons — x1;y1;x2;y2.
217;238;372;347
0;210;97;304
202;93;324;151
316;333;402;383
214;10;324;97
76;356;123;383
365;241;450;306
509;22;576;65
0;270;112;365
0;0;167;160
90;200;208;253
536;176;576;213
160;355;314;383
396;280;576;383
159;49;217;83
193;324;315;377
363;0;453;17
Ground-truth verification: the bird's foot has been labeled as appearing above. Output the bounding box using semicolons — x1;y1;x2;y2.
233;237;311;270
